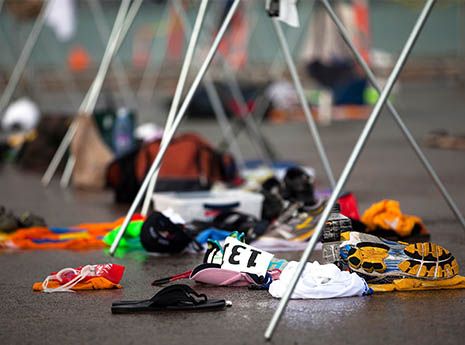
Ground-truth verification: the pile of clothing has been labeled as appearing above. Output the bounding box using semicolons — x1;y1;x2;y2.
0;212;143;250
0;165;430;253
146;229;465;304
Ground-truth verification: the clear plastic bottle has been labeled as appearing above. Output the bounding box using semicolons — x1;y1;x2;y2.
113;107;134;155
322;203;352;265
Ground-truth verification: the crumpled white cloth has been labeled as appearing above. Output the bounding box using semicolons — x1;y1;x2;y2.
162;208;185;225
45;0;76;42
278;0;300;28
135;123;164;143
2;97;40;131
269;261;370;299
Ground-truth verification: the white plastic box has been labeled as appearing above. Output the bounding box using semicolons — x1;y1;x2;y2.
152;190;264;222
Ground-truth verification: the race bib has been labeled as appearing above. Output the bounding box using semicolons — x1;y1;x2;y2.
221;237;274;277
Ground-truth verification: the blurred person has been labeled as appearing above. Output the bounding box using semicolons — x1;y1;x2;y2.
302;0;370;105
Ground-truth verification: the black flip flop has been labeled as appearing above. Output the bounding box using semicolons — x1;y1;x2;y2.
111;284;230;314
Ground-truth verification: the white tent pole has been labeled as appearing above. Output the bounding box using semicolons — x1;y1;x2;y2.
136;1;171;103
41;0;137;186
87;0;137;108
0;0;49;116
201;7;275;164
321;0;465;230
264;0;436;340
218;3;314;148
140;0;210;216
171;0;245;165
272;18;336;187
110;0;241;255
58;0;144;188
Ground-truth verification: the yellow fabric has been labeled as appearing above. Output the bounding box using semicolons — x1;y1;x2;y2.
361;199;423;237
7;130;37;147
370;275;465;292
33;277;122;291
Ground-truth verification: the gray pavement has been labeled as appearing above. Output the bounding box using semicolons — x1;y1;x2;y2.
1;81;465;345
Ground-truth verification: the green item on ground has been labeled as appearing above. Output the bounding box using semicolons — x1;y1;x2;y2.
103;220;144;250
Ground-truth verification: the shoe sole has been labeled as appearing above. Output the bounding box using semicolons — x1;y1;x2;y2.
346;241;459;280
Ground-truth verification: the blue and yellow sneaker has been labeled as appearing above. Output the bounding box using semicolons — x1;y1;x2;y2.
339;232;459;283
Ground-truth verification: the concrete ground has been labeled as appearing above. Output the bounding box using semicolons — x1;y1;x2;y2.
1;81;465;345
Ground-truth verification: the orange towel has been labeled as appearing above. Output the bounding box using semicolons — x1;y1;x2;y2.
33;277;122;291
362;200;424;237
1;215;144;250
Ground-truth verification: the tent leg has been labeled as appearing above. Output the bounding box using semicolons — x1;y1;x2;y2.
87;0;137;108
109;0;242;256
0;0;48;116
222;3;314;147
42;0;141;187
136;2;171;103
271;18;336;188
140;0;210;216
264;0;436;340
321;0;465;231
171;0;245;168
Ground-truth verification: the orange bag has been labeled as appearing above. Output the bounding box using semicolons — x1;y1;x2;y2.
107;133;237;202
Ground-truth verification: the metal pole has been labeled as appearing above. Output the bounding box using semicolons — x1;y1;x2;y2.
0;0;49;116
40;37;81;111
58;0;144;188
87;0;137;108
264;0;436;340
60;155;76;188
171;0;245;167
272;18;336;188
136;1;171;102
321;0;465;230
202;74;246;166
141;0;210;216
109;0;241;256
218;57;276;164
200;8;276;164
141;0;247;217
218;4;314;149
41;0;134;186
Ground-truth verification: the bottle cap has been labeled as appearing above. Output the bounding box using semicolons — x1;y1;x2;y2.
117;107;128;117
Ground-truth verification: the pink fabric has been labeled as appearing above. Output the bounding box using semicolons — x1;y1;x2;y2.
190;267;282;287
190;267;250;287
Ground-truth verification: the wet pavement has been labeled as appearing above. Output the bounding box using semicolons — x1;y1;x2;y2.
1;81;465;344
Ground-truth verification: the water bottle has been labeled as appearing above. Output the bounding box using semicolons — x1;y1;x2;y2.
113;107;134;155
322;202;352;266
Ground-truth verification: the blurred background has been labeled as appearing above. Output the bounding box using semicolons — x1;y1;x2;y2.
1;0;464;116
0;0;464;201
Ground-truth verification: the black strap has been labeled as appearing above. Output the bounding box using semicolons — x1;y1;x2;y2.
149;284;207;307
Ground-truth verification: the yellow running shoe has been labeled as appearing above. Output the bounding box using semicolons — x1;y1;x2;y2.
340;232;459;283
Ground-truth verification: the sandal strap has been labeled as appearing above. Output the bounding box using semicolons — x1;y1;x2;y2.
150;284;207;307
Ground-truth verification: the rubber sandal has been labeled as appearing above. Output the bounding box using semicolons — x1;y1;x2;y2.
111;284;230;314
340;232;459;283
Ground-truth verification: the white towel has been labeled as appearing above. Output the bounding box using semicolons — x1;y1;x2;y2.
278;0;300;28
269;261;370;299
1;97;40;131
